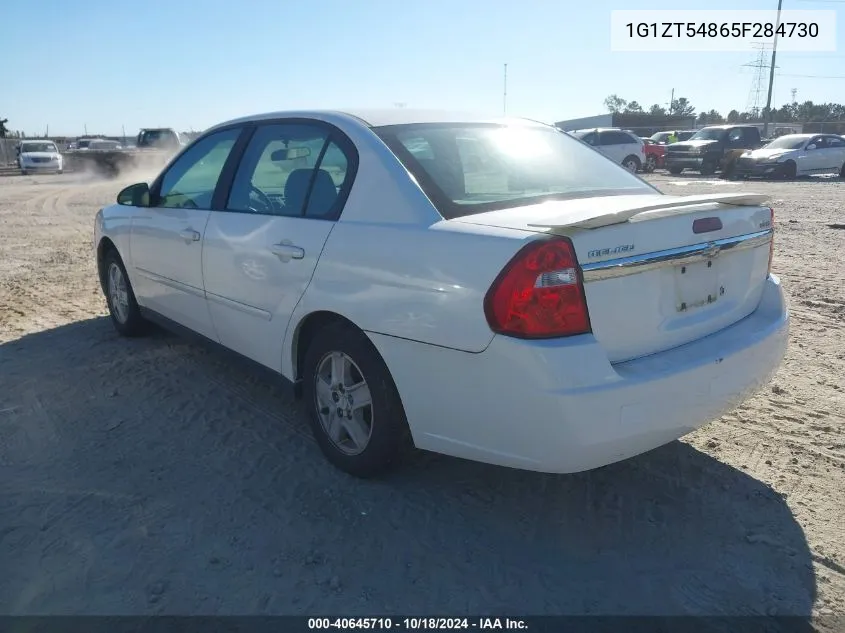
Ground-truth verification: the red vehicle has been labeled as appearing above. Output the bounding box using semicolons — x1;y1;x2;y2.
641;138;665;172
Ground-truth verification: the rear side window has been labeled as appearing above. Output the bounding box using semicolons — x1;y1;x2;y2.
826;136;845;148
226;123;353;220
601;131;636;145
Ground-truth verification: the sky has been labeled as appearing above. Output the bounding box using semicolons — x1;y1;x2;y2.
2;0;843;136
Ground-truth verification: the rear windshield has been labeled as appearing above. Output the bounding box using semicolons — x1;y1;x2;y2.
374;123;655;219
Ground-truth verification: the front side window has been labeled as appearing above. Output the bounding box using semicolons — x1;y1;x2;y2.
156;127;241;209
226;123;351;219
375;123;655;219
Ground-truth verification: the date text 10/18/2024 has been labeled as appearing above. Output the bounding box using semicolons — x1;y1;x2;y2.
308;618;527;630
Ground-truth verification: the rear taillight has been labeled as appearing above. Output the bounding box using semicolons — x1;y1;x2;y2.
484;237;591;338
767;207;775;276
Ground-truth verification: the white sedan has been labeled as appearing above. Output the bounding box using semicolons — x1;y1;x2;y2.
734;133;845;179
18;140;64;175
94;109;789;477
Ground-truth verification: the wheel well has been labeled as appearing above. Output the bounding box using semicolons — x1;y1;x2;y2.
623;154;641;164
292;311;360;388
97;237;118;294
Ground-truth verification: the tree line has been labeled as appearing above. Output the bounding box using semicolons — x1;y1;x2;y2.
604;94;845;126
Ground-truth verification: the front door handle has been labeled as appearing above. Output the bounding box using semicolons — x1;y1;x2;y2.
269;241;305;262
179;229;201;243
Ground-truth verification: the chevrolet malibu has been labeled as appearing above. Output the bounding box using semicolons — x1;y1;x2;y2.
93;109;789;478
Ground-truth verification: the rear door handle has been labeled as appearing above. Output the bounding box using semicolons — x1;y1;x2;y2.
269;242;305;262
179;229;201;243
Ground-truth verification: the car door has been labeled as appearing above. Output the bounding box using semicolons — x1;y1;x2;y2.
821;135;845;173
597;131;625;163
129;126;243;340
802;136;828;173
201;120;357;371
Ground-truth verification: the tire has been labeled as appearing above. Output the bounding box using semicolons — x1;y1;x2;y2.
838;162;844;179
700;160;717;176
668;166;683;175
643;156;656;173
622;155;641;173
57;169;63;175
781;161;797;180
20;170;28;176
103;249;148;337
302;322;413;478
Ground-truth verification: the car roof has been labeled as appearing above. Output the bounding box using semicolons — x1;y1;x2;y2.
210;108;552;131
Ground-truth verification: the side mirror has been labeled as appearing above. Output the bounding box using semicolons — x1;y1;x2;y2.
806;144;817;151
117;182;150;207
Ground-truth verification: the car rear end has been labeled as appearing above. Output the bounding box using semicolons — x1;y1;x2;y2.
368;120;789;473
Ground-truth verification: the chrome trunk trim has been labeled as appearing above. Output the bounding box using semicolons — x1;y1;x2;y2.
581;229;773;282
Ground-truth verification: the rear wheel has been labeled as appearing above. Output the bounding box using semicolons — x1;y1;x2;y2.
668;166;683;175
20;169;28;176
839;161;844;179
302;322;413;478
643;156;656;173
103;249;148;337
622;155;641;173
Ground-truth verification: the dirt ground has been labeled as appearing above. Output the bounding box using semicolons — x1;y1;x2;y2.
0;170;843;618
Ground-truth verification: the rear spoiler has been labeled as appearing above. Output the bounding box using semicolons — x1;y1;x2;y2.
527;193;771;230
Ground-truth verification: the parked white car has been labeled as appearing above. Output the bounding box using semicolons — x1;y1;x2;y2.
18;140;63;175
94;109;789;477
734;133;845;179
570;128;646;173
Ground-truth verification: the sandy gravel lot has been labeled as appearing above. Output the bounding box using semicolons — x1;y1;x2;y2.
0;170;843;618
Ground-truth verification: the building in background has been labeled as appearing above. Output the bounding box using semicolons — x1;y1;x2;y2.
555;113;697;137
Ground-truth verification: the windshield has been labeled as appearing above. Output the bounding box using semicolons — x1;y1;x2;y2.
650;132;671;142
77;140;91;149
140;130;178;145
90;141;119;150
374;123;655;218
763;136;807;150
689;128;726;141
21;143;58;153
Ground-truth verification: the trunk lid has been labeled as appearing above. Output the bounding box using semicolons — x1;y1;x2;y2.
454;193;774;363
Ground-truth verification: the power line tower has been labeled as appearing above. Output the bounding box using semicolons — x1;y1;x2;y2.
743;43;772;118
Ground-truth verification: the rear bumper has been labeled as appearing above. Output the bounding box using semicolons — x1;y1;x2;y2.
368;275;789;474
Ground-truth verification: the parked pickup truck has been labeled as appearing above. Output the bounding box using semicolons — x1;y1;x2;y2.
665;125;765;176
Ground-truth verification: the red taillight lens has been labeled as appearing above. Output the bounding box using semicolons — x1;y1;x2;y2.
484;237;591;338
767;207;775;276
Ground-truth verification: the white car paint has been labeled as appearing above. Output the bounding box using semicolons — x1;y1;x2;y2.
739;133;845;176
571;128;645;171
18;141;63;174
94;109;789;474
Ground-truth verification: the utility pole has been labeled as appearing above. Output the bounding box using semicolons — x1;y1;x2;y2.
503;63;508;115
668;88;674;114
84;123;88;136
763;0;784;137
